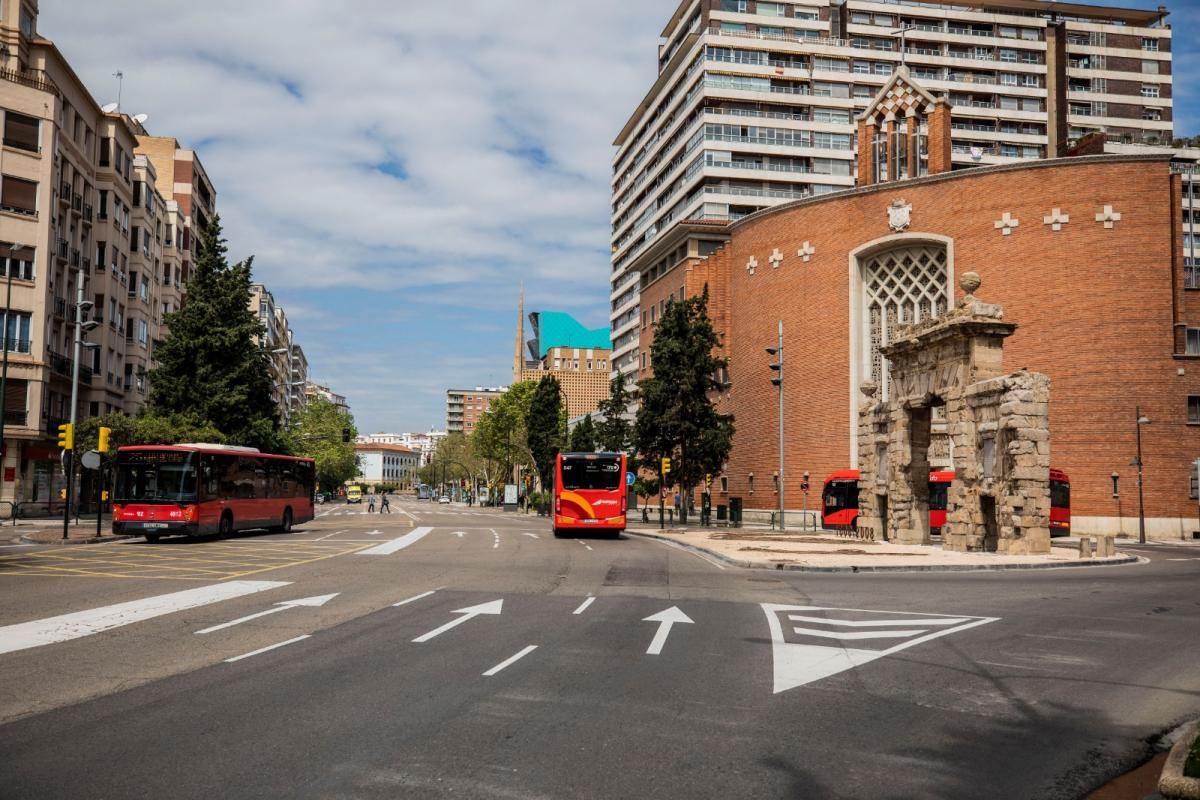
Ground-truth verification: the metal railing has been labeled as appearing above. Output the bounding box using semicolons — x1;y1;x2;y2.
0;67;61;96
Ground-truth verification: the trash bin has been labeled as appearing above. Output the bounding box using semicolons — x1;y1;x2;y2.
729;497;742;528
716;504;727;524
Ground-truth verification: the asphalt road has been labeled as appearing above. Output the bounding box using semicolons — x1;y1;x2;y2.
1;498;1198;799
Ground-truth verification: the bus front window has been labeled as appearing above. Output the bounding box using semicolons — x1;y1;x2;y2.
115;455;199;503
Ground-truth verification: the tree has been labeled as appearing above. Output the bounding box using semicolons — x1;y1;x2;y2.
568;414;597;452
147;216;280;450
75;412;227;454
282;398;358;492
595;372;633;453
527;375;564;491
471;381;536;497
635;287;734;522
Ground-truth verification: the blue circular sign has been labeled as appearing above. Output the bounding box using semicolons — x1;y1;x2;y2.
626;471;635;487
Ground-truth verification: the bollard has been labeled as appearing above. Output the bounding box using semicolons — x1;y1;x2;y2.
1079;538;1094;558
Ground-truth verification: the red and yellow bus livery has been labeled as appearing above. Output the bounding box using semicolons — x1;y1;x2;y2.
112;444;315;542
553;451;626;538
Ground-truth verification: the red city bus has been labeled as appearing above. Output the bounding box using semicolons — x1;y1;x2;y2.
553;451;627;538
112;444;316;542
822;468;1071;535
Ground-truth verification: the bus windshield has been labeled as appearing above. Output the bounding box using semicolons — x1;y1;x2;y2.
115;452;198;503
561;457;622;491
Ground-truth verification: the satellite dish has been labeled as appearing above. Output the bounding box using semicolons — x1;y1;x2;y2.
133;113;148;124
970;146;984;161
101;103;118;113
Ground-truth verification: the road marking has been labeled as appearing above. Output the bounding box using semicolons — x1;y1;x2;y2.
314;530;348;542
355;527;434;556
643;536;727;570
572;596;595;615
366;529;384;536
643;606;694;655
761;604;998;694
523;532;539;539
393;589;440;607
412;599;503;643
1167;558;1200;561
225;635;311;663
491;529;500;549
0;580;290;655
451;531;467;538
483;645;537;676
195;593;339;634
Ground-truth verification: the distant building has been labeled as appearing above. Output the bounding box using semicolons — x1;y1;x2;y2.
513;294;611;420
250;284;307;424
446;387;505;434
305;381;349;413
358;430;446;466
354;443;418;490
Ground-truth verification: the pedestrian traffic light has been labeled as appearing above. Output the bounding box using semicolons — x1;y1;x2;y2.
57;423;74;451
97;426;112;453
766;346;782;387
101;490;109;502
661;457;671;475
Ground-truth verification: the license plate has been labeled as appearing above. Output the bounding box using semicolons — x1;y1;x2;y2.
582;519;598;524
142;522;168;529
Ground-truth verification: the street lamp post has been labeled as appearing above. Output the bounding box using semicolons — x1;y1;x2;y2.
63;265;98;540
1135;406;1150;544
766;321;784;531
0;243;22;495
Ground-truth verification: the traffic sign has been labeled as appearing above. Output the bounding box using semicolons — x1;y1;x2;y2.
626;471;635;487
80;450;101;470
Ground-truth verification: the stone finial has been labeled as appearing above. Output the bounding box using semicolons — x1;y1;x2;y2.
959;271;981;306
860;381;878;399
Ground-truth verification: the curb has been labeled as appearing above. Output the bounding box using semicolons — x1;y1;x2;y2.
17;533;131;546
626;530;1144;573
1160;720;1200;799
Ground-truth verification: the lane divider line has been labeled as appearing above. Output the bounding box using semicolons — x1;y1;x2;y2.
225;635;311;663
483;645;538;676
393;589;440;607
572;596;595;615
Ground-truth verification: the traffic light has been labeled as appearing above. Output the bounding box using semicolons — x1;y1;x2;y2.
97;426;112;453
101;490;109;502
766;346;782;387
661;457;671;475
705;474;712;488
342;428;351;442
57;422;74;451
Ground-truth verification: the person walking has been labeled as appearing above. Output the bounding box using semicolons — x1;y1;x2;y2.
367;493;376;513
380;493;391;514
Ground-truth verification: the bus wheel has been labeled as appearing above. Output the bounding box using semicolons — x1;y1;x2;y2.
552;528;565;538
144;533;160;544
218;513;234;539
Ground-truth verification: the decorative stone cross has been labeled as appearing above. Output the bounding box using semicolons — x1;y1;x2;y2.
797;241;815;262
746;255;758;275
1043;208;1069;232
1095;205;1121;229
768;248;784;270
993;212;1019;236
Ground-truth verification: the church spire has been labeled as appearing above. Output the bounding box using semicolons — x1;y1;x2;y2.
513;286;525;382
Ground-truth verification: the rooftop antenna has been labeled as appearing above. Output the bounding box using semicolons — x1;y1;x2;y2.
112;70;124;111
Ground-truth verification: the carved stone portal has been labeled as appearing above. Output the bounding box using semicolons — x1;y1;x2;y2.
856;272;1052;554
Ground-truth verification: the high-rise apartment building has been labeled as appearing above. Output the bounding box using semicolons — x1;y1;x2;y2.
446;387;505;434
610;0;1174;383
250;283;308;424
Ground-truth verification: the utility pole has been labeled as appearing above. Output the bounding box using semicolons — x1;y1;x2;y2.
766;321;784;531
62;266;96;540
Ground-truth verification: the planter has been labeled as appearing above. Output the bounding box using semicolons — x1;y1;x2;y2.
1160;720;1200;799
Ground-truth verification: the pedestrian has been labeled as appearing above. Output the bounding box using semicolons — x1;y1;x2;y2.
367;493;376;513
380;493;391;514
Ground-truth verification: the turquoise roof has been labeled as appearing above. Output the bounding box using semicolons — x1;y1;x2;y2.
534;312;610;358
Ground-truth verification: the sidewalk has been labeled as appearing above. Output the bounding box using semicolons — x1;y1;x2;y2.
626;525;1140;572
7;517;126;546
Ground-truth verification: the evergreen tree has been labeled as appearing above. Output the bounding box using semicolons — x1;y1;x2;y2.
595;372;632;453
147;217;280;450
527;374;564;491
568;413;597;452
635;287;734;521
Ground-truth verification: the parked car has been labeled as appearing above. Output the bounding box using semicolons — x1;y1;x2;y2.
438;495;451;504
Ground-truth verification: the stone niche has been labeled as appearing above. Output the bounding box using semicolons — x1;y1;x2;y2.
856;273;1051;554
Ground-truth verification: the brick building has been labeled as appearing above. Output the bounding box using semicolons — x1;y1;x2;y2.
640;68;1199;538
513;301;612;420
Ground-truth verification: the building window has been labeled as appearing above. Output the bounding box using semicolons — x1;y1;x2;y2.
1142;38;1159;52
0;175;37;216
1141;85;1160;98
1142;60;1159;75
3;111;40;152
1;245;33;280
1187;328;1200;355
1;310;32;353
1190;396;1200;425
1185;257;1200;290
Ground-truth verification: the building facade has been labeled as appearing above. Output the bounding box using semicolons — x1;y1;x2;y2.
250;283;308;424
304;381;349;413
514;308;612;420
354;443;418;490
611;0;1175;386
640;69;1198;538
446;387;505;434
359;430;446;466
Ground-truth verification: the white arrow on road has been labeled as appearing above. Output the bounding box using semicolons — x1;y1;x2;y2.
195;593;340;635
643;606;694;655
366;529;383;536
451;531;468;538
412;599;503;643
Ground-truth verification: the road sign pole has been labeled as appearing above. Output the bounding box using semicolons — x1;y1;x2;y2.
95;455;103;539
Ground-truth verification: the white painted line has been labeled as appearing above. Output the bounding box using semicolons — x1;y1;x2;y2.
492;528;500;549
585;545;593;551
393;589;438;607
412;599;503;643
196;594;339;634
643;606;694;655
786;614;969;628
224;635;311;663
1167;558;1200;561
366;529;384;536
642;536;727;570
355;526;434;555
791;627;930;640
451;531;467;538
314;529;348;542
483;645;538;676
572;596;595;615
522;532;539;539
0;580;290;655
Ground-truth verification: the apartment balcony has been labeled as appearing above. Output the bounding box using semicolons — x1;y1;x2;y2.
83;203;93;223
47;351;93;385
71;195;83;215
0;67;61;96
0;337;32;356
56;239;68;261
81;257;91;274
58;182;71;206
70;249;80;268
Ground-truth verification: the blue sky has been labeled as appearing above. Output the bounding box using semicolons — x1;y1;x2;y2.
41;0;1197;433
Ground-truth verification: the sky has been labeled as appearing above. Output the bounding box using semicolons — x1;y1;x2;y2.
40;0;1198;434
